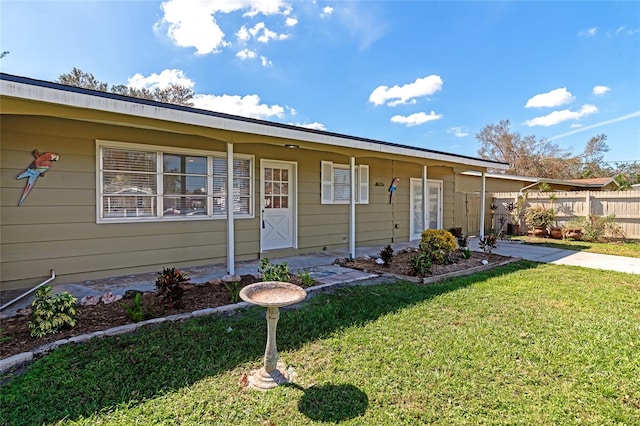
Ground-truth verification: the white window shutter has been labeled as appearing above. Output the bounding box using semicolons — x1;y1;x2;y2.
358;165;369;204
321;161;333;204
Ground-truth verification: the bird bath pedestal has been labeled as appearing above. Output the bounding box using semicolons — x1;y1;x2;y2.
239;281;306;390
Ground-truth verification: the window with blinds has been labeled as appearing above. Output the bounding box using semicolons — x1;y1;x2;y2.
320;161;369;204
98;142;253;222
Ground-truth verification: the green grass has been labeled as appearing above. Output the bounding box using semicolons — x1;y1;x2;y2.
514;236;640;258
2;261;639;425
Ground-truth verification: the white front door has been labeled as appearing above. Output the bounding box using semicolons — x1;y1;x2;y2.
261;161;296;251
410;178;442;241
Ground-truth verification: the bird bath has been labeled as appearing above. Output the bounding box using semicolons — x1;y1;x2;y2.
239;281;307;390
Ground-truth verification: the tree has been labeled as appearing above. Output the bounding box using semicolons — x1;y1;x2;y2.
613;162;640;190
579;134;613;178
57;67;108;91
475;119;579;178
56;68;194;106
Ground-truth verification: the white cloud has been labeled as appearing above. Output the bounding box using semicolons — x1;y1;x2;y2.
290;121;327;130
570;123;583;129
192;93;285;119
390;111;442;127
592;85;611;96
127;69;195;90
236;48;257;60
524;104;598;127
578;27;597;37
369;75;443;107
447;126;469;137
242;22;289;43
158;0;291;54
285;17;298;26
525;87;575;108
321;6;333;17
260;56;272;67
236;26;250;42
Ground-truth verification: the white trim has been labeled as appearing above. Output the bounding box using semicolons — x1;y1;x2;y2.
320;160;369;204
227;143;235;274
349;156;356;260
260;159;298;252
95;140;254;223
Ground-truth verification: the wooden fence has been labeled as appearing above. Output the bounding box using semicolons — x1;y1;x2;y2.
489;190;640;239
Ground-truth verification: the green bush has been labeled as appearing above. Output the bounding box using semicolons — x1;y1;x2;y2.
569;214;625;242
408;252;432;276
224;281;240;303
120;292;144;322
297;270;315;286
524;206;555;229
419;229;457;264
29;285;78;338
259;258;290;282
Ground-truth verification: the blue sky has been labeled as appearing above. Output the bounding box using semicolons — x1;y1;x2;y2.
1;0;639;166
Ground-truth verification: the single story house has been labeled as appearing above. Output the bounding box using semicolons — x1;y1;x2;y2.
1;73;507;291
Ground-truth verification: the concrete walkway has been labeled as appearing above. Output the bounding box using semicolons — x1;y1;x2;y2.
2;238;639;319
468;238;640;274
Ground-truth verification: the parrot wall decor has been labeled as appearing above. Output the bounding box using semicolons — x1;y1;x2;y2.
16;149;60;206
388;177;399;204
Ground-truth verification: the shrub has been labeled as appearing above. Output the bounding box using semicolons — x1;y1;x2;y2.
479;234;497;254
224;281;240;303
524;206;555;229
569;214;625;242
297;270;315;286
408;252;432;277
121;292;144;322
461;248;472;259
29;285;78;338
379;244;394;265
419;229;457;264
449;228;469;248
259;257;290;282
155;267;190;308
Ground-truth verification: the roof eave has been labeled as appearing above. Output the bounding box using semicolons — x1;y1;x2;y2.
0;73;508;170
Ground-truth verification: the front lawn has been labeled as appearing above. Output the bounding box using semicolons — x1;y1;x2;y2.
2;261;639;425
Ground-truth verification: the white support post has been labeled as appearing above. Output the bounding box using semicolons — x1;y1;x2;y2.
227;143;235;274
350;156;356;260
480;171;486;238
422;166;428;231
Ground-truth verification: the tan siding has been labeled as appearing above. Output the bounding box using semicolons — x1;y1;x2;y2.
1;114;464;289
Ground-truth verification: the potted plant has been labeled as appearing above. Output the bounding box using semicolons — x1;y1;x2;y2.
504;192;528;236
524;206;555;238
546;193;563;239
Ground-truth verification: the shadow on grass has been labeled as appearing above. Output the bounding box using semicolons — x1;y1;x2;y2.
287;382;368;422
0;261;540;425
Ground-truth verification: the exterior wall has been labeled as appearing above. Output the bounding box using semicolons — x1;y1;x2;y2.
1;115;458;290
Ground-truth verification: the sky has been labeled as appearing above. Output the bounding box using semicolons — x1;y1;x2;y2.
1;0;639;167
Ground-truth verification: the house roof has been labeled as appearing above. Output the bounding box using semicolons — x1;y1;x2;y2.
563;177;618;186
0;73;508;171
461;171;620;189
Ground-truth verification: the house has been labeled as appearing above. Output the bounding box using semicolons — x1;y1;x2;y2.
0;73;508;291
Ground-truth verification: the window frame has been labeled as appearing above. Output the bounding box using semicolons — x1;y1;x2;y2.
96;140;254;223
320;160;369;205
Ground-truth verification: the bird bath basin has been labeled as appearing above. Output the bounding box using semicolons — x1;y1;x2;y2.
240;281;306;390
